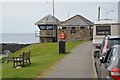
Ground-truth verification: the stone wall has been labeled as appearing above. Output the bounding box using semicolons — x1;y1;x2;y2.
39;28;57;42
39;26;92;42
58;26;90;41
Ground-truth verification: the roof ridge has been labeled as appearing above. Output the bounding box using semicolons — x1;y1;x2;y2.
77;15;93;25
61;15;79;24
35;14;60;25
60;14;93;26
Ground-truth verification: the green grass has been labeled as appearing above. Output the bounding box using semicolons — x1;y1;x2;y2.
0;58;2;79
2;41;88;79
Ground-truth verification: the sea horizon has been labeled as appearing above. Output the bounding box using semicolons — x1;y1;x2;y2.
1;33;39;44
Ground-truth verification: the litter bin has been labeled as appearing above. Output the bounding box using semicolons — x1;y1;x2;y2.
59;41;66;53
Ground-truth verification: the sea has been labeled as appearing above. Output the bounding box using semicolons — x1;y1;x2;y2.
0;33;40;58
0;33;39;44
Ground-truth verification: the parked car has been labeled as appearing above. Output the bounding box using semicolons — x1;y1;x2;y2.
111;59;120;80
99;35;120;57
93;20;120;58
99;45;120;79
94;36;120;78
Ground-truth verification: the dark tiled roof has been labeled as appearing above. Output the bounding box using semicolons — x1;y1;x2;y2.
35;14;60;25
60;15;93;26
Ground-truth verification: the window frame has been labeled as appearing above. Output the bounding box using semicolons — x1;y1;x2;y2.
46;26;53;30
38;25;54;30
38;26;46;30
80;26;85;30
96;26;111;35
71;27;76;34
62;27;66;29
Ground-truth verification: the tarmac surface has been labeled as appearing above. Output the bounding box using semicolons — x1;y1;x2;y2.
43;41;97;78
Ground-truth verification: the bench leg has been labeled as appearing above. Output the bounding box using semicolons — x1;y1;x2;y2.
13;61;15;68
20;61;22;66
26;60;28;64
13;61;18;68
22;61;25;67
28;58;31;64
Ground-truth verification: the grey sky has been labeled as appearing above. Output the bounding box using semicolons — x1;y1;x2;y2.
1;1;119;33
1;0;120;2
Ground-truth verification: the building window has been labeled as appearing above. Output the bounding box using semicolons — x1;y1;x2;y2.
46;26;53;30
96;26;110;35
62;27;66;29
71;27;76;33
38;26;54;30
80;26;85;30
38;26;46;30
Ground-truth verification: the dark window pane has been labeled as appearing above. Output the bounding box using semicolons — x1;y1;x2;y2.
46;26;53;30
80;27;85;29
96;26;111;35
38;26;46;30
108;38;120;48
71;27;75;29
62;27;66;29
71;27;76;33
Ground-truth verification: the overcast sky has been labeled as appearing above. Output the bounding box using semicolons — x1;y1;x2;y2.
0;0;119;33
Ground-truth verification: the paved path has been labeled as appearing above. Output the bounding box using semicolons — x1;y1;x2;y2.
43;41;97;78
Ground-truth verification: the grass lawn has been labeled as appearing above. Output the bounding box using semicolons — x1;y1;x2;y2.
0;58;2;80
2;41;88;79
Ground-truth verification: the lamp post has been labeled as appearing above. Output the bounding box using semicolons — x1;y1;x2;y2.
52;0;57;42
53;0;54;18
52;0;55;41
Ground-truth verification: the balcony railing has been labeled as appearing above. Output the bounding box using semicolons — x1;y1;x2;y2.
40;30;56;37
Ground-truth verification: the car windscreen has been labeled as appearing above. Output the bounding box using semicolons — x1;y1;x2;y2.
108;38;120;48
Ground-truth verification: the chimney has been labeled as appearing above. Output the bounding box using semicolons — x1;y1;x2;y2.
98;7;100;21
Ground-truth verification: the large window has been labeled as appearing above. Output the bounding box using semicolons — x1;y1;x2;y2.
38;26;53;30
39;26;46;30
96;26;110;35
46;26;53;30
62;27;66;29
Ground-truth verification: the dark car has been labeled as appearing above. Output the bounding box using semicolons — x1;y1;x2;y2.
95;36;120;78
99;45;120;79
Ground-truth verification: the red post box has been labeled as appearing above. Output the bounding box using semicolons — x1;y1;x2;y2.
60;31;66;40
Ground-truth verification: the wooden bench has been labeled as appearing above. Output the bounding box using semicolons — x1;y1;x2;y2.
12;51;31;68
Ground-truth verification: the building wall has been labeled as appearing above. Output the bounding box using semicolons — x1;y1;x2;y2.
39;25;92;42
40;30;56;37
40;37;55;43
39;26;57;43
58;26;90;41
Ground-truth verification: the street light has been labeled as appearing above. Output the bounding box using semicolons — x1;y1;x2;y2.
52;0;56;42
